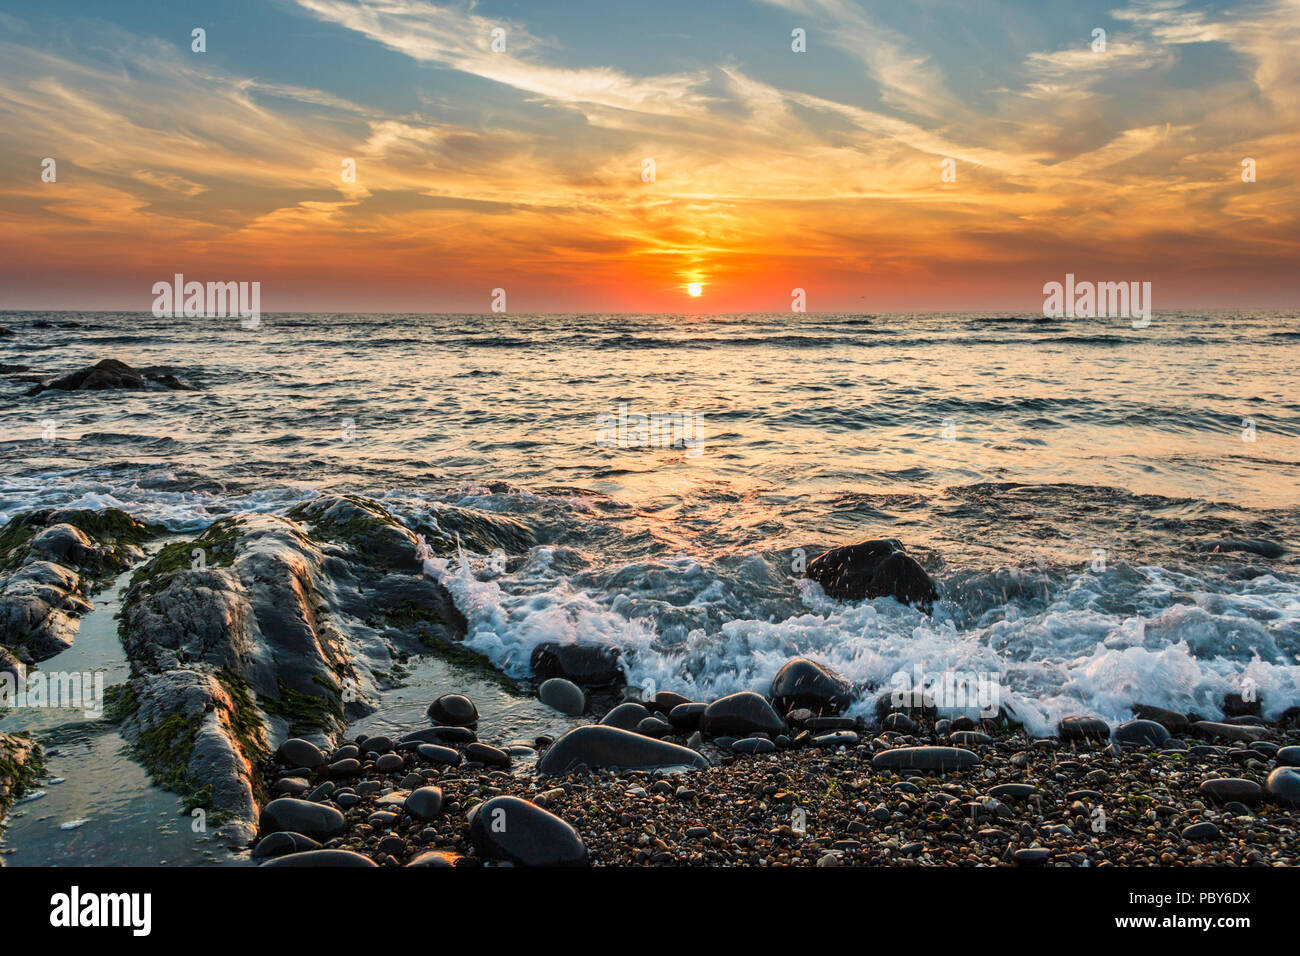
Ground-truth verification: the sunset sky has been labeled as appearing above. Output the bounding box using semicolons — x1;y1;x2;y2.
1;0;1297;313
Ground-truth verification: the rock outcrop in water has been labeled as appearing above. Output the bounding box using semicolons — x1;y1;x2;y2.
24;358;197;395
0;509;156;662
113;495;469;843
805;538;938;610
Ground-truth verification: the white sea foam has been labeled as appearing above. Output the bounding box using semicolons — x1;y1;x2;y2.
425;544;1300;737
0;475;317;529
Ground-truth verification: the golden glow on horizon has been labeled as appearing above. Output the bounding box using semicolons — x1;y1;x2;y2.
0;2;1298;312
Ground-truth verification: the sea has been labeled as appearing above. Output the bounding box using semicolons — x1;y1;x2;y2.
2;308;1299;739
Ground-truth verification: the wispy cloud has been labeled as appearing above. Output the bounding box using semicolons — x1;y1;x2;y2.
0;1;1295;310
295;0;713;119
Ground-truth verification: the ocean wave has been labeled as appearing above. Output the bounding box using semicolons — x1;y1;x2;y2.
424;544;1300;737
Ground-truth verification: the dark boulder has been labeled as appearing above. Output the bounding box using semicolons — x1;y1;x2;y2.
600;701;651;730
636;716;671;738
250;831;321;859
469;796;589;866
427;693;478;726
276;738;327;769
649;691;692;715
400;726;476;746
871;746;979;773
668;702;707;731
26;358;197;395
1192;721;1267;743
465;742;510;767
769;658;853;715
812;731;859;748
358;734;395;755
1132;704;1190;734
258;798;347;841
1266;767;1300;808
416;743;461;765
538;725;709;774
1223;692;1261;717
530;642;623;687
1057;716;1111;742
700;691;786;738
1199;778;1263;805
881;713;918;733
805;539;937;609
405;786;444;821
1114;719;1170;747
538;677;586;716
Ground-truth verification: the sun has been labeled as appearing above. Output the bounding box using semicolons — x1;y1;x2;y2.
687;282;703;297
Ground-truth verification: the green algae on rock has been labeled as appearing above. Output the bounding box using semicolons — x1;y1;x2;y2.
0;731;44;824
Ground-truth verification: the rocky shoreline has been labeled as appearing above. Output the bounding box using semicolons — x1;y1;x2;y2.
3;491;1299;866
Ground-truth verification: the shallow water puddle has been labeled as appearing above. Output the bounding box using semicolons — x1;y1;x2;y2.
2;730;239;866
348;652;587;773
0;565;244;866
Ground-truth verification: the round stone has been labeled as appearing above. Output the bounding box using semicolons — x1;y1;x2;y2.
469;796;588;866
636;716;672;738
276;738;326;769
700;691;786;738
1181;822;1220;841
1265;766;1300;808
1275;746;1300;767
260;849;376;867
427;694;478;726
465;742;511;767
416;743;461;765
538;678;586;716
600;702;651;730
1058;716;1110;742
1199;777;1264;805
1114;719;1171;747
405;786;445;821
375;753;404;773
258;798;347;841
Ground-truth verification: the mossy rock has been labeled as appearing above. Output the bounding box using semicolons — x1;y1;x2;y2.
260;675;345;738
125;516;242;600
216;669;272;765
408;503;535;557
133;711;204;794
126;670;273;814
0;507;161;573
287;495;420;571
0;733;45;820
102;682;140;723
